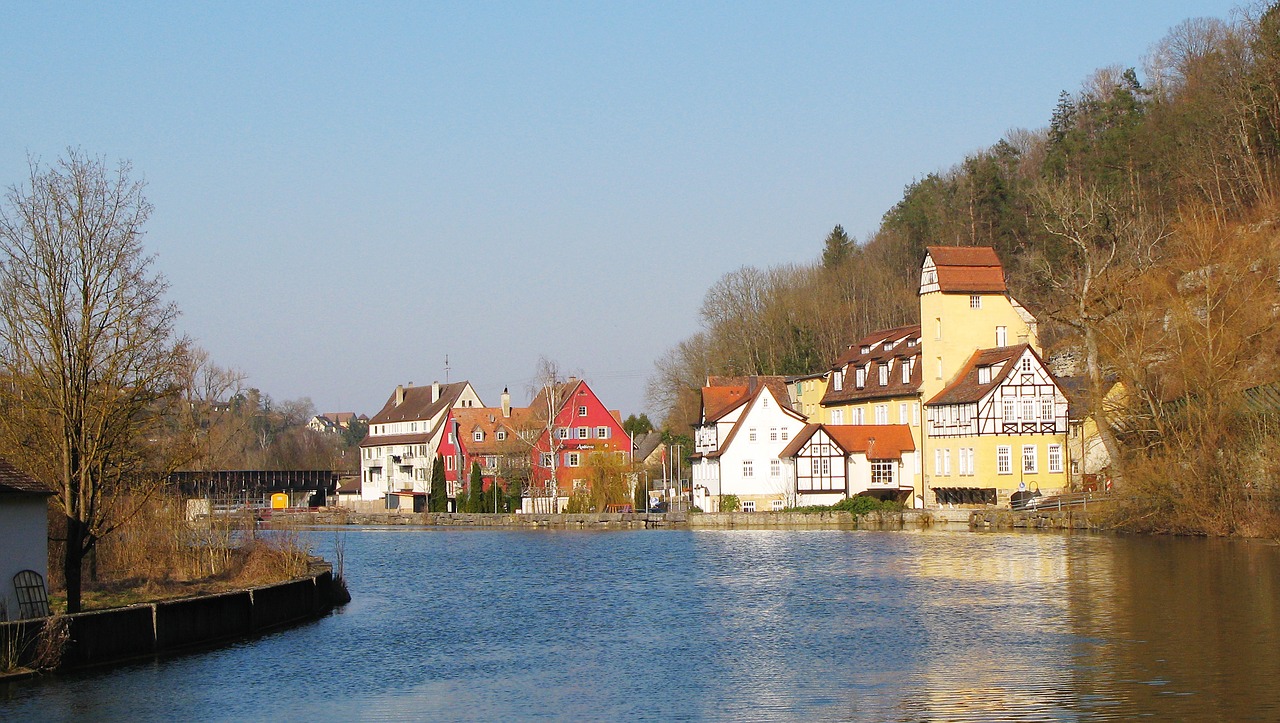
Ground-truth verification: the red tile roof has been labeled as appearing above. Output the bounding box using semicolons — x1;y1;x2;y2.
823;326;922;405
926;246;1007;293
779;424;915;460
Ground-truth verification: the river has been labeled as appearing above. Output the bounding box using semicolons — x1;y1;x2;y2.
3;527;1279;721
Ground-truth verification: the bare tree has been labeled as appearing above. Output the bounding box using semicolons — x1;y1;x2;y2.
527;356;569;513
0;151;187;612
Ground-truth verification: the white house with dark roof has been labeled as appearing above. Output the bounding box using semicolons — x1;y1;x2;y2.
358;381;484;503
0;458;52;621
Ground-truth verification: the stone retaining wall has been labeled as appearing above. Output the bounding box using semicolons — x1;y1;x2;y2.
969;509;1098;530
272;509;952;530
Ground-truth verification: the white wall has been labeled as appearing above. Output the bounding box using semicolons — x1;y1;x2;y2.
0;495;49;621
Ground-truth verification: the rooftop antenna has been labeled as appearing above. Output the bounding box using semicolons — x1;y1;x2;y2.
444;354;451;383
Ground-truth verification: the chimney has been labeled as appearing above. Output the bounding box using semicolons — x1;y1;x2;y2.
395;385;404;407
432;381;440;403
501;388;511;418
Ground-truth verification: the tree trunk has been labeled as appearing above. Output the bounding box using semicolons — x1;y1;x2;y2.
63;514;84;614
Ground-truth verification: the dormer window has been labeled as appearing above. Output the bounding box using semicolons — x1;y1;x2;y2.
902;359;911;384
833;370;844;391
861;346;871;354
855;368;866;388
878;364;889;386
473;430;484;442
978;366;991;385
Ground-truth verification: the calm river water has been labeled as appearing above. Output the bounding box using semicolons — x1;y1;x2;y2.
3;527;1279;721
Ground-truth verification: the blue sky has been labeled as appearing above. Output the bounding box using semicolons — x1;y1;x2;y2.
0;1;1245;418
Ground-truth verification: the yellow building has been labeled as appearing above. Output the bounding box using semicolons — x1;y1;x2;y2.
786;371;829;422
813;246;1069;507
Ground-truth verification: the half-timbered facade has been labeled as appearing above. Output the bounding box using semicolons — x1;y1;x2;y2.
779;424;916;506
924;344;1068;503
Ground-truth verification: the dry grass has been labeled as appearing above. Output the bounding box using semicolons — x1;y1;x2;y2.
47;493;313;612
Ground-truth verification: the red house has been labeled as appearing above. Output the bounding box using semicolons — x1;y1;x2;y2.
526;378;631;511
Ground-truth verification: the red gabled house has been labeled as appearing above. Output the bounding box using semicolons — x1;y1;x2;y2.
526;377;632;511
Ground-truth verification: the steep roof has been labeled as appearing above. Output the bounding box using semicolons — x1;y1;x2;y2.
926;344;1037;406
703;382;806;458
926;245;1007;293
779;424;915;460
823;325;922;405
702;376;789;422
0;458;52;495
368;382;469;426
451;406;536;454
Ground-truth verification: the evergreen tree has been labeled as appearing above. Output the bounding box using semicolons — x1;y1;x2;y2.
820;224;852;269
622;413;654;437
429;454;448;512
468;461;485;512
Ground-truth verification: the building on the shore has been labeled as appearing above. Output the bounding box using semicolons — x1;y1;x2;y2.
704;245;1071;509
779;424;917;506
358;381;484;505
525;377;631;513
0;457;52;621
690;376;809;512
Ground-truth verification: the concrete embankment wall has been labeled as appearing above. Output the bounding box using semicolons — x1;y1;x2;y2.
1;567;338;674
275;508;968;530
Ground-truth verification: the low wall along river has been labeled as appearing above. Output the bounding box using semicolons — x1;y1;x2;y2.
1;565;341;674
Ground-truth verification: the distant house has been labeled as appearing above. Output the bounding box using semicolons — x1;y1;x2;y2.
690;376;809;512
451;388;535;500
0;458;53;621
780;424;916;506
525;378;631;512
307;415;337;434
358;381;484;505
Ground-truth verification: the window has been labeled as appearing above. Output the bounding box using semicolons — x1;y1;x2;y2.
578;405;588;417
771;499;784;511
878;364;889;386
780;428;789;441
1002;400;1015;423
856;368;866;388
770;459;780;478
937;357;943;379
446;456;455;470
577;427;589;439
749;428;757;442
900;403;908;424
943;449;951;475
912;403;919;427
978;366;991;385
410;422;417;432
597;426;610;439
770;427;778;441
996;326;1007;347
566;452;580;467
742;501;756;512
875;405;888;425
1021;357;1033;372
871;460;894;486
851;408;864;425
1040;399;1054;420
831;409;844;424
762;396;769;408
1021;399;1035;421
997;446;1012;474
743;460;754;477
935;449;945;476
1023;445;1038;474
935;318;942;340
970;294;982;309
959;448;974;476
902;360;911;384
557;428;569;440
473;430;484;442
1048;444;1063;474
833;371;844;391
541;453;553;468
496;430;507;441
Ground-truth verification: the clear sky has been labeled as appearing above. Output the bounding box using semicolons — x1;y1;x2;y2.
0;1;1246;419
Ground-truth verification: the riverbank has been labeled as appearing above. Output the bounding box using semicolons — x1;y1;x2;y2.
267;507;1089;531
0;560;345;678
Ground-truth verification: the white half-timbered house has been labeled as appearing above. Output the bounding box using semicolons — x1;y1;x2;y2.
779;424;916;506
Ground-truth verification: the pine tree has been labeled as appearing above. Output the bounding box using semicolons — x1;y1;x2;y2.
821;225;852;269
429;454;448;512
468;461;485;512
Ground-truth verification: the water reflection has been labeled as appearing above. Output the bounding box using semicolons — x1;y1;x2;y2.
2;528;1278;721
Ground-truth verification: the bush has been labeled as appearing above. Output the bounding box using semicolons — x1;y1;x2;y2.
720;494;741;512
786;496;903;515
